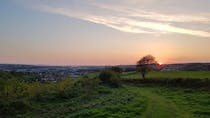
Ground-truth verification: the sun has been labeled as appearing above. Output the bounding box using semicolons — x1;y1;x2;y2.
158;62;163;65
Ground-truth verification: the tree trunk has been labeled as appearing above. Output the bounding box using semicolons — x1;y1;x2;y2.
142;73;145;79
143;74;145;79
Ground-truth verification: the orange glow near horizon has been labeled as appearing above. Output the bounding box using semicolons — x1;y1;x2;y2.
158;62;163;65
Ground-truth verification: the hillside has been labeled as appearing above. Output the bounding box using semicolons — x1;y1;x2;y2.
1;71;210;118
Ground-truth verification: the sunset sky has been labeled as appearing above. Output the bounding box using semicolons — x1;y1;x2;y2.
1;0;210;65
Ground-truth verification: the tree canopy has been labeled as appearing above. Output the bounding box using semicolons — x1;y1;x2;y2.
137;55;157;79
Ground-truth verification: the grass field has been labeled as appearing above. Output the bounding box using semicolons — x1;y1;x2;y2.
126;85;210;118
23;86;145;118
121;71;210;79
1;71;210;117
21;85;210;118
86;71;210;79
3;84;209;118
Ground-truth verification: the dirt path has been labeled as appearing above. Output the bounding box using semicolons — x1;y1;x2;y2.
125;85;189;118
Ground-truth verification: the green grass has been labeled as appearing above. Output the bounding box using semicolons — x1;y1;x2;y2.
126;85;181;118
160;88;210;118
125;84;210;118
67;86;146;118
2;81;210;118
86;72;100;78
22;84;210;118
15;86;147;118
121;71;210;79
1;71;210;118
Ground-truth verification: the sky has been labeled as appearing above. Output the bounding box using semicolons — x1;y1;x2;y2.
1;0;210;66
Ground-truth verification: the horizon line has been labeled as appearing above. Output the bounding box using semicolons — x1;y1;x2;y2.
1;62;210;67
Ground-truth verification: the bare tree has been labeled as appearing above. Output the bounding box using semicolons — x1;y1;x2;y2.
137;55;157;79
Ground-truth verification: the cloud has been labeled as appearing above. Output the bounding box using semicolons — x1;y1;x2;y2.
33;1;210;38
38;5;155;34
93;3;210;23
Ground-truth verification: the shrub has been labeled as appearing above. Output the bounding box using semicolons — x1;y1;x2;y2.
79;77;99;89
56;79;75;98
110;66;122;73
0;99;31;118
0;79;28;99
98;70;121;87
70;77;100;98
26;82;45;100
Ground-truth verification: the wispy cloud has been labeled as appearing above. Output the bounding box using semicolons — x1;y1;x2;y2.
33;1;210;38
93;3;210;23
38;5;155;34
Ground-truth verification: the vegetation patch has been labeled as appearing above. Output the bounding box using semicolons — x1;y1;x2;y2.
124;78;210;90
99;70;122;87
1;71;210;118
121;71;210;79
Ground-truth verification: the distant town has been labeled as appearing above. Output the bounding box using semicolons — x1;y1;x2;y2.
0;63;210;82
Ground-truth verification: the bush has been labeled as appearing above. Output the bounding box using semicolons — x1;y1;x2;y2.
78;77;99;89
0;79;28;99
98;70;121;87
110;66;122;73
70;77;100;98
0;99;31;118
56;79;75;98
